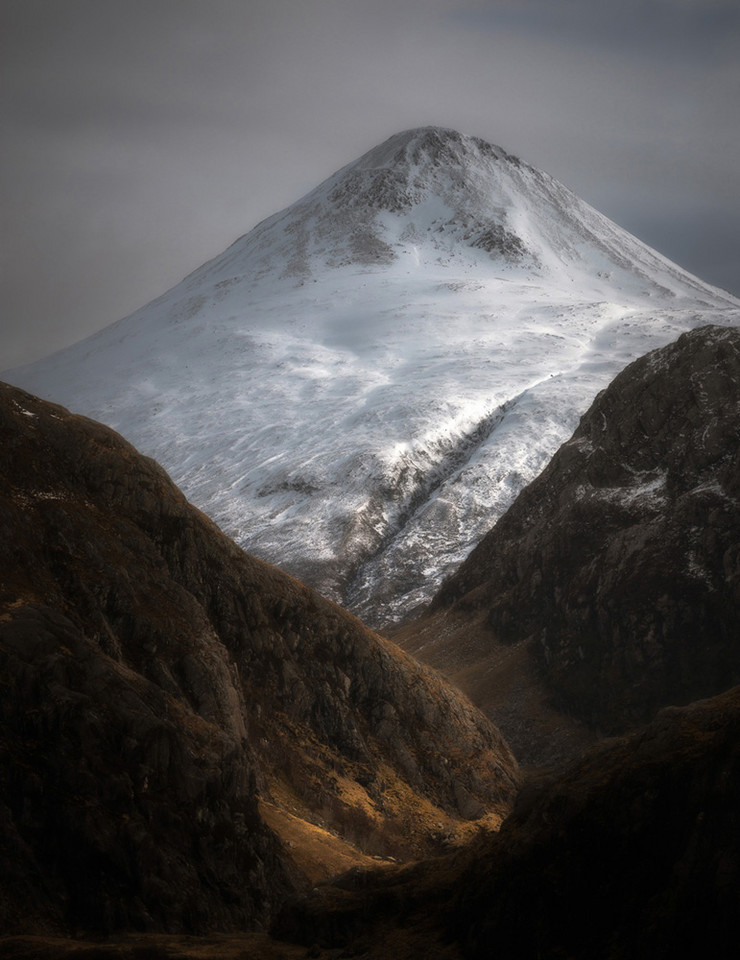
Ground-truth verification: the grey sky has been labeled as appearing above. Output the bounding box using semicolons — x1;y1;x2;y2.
2;0;739;369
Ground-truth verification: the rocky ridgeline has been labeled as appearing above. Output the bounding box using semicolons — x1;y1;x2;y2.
0;382;517;937
431;324;740;733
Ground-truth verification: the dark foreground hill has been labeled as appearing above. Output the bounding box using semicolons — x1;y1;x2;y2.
0;381;517;937
276;683;740;960
397;324;740;763
3;323;738;956
4;684;739;958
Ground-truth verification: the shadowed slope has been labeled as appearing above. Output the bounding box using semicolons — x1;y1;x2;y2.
396;324;740;761
0;381;517;936
275;685;740;960
7;686;738;956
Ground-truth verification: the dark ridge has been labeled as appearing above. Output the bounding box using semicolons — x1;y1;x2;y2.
276;684;740;960
0;380;519;937
430;324;740;733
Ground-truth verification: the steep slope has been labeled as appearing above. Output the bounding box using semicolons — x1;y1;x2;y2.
451;688;740;959
398;325;740;759
277;684;740;960
7;127;740;623
0;381;518;937
6;686;739;957
6;690;740;960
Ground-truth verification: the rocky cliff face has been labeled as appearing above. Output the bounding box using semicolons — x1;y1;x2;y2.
0;381;518;937
422;324;740;737
277;684;740;960
0;602;296;936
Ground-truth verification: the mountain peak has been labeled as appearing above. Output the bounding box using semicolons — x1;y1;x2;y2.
8;130;739;625
319;126;518;228
198;124;731;299
347;126;512;173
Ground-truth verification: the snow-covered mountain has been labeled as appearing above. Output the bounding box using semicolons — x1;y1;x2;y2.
7;127;740;623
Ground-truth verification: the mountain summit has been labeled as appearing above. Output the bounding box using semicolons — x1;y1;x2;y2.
168;125;734;300
7;127;740;622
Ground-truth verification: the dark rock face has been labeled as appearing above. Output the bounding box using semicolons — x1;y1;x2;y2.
0;382;517;936
451;685;740;960
433;325;740;732
276;685;740;960
0;604;290;936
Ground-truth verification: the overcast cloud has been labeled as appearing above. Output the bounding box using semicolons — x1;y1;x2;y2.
1;0;738;368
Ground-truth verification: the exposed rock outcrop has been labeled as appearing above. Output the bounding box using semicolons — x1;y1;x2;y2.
0;382;518;936
5;670;739;958
275;684;740;960
0;602;295;936
401;325;739;745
